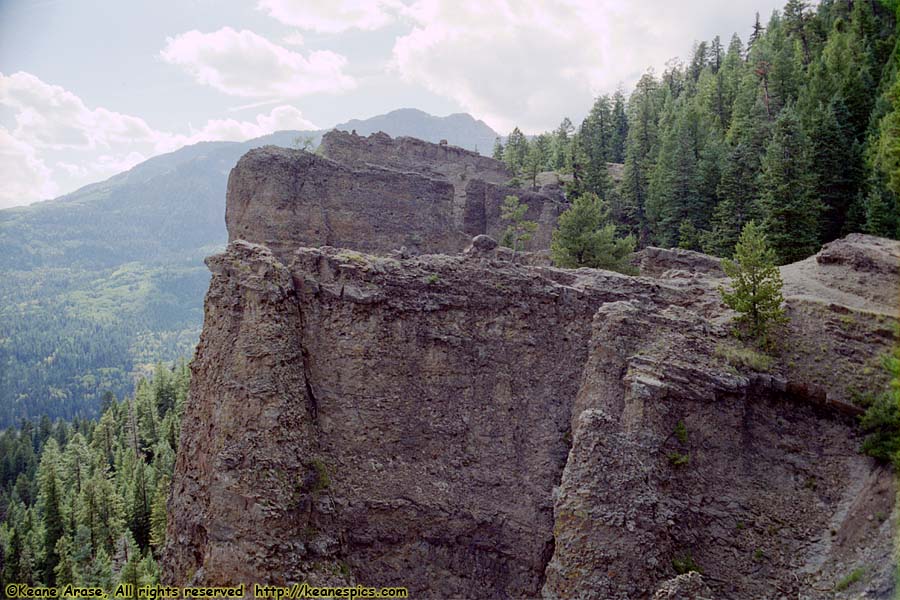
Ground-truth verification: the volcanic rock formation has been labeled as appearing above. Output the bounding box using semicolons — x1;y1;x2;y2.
164;135;899;598
225;131;566;262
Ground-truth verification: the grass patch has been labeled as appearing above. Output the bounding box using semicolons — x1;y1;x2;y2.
426;273;440;285
336;251;369;266
308;458;331;493
715;343;774;372
835;566;866;591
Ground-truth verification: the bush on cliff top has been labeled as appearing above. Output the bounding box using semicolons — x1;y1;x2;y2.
860;339;900;467
550;192;635;274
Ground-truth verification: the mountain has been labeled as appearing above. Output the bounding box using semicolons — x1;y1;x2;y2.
0;109;500;426
335;108;499;155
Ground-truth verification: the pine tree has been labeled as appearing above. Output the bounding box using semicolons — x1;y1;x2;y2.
647;99;708;247
492;137;504;161
499;196;538;252
502;128;528;174
766;15;804;114
620;72;662;244
704;142;764;257
748;12;765;56
81;547;112;590
522;142;543;191
758;105;821;263
865;184;900;238
874;78;900;201
579;96;615;199
784;0;813;64
116;533;142;599
53;536;76;586
719;221;788;343
610;91;629;162
149;476;169;555
805;96;864;241
128;462;151;550
37;442;64;585
551;193;636;273
551;118;575;171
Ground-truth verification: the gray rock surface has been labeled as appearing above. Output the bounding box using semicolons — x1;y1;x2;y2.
166;134;900;598
226;131;566;263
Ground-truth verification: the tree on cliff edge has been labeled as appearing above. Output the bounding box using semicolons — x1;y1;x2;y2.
718;221;787;344
550;193;635;273
500;196;538;252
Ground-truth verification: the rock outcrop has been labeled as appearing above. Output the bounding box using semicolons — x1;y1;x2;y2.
165;138;900;598
226;131;566;262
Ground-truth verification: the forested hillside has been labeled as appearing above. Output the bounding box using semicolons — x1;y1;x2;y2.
496;0;900;262
0;363;188;589
0;112;500;427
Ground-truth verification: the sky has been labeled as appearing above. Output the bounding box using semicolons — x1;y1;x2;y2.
0;0;786;209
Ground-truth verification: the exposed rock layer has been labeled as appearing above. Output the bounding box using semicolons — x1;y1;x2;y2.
165;226;899;598
226;131;566;262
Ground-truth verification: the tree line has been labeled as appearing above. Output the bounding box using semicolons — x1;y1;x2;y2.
496;0;899;266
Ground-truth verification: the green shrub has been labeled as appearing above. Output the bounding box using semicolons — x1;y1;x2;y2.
835;567;866;591
672;554;701;575
668;452;690;467
860;344;900;466
674;420;688;445
308;459;331;493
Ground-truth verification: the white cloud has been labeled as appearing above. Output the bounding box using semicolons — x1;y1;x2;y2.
0;127;59;208
282;31;305;46
0;72;319;208
257;0;399;33
390;0;784;133
0;71;161;150
160;27;355;98
181;105;317;143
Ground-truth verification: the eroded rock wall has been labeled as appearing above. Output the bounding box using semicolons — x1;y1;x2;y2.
163;241;664;596
171;132;899;597
226;133;566;261
225;148;464;261
320;130;510;187
543;299;896;599
164;235;898;598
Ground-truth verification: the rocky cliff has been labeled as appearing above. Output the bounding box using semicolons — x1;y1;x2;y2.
165;139;899;598
226;131;566;261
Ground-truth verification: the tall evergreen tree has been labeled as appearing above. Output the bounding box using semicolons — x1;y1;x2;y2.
620;72;662;244
610;91;629;162
758;105;821;263
492;137;504;161
748;12;766;55
647;100;701;246
551;118;575;171
806;96;864;241
503;127;528;174
39;460;64;585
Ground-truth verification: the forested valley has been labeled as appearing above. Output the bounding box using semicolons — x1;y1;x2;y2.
0;363;187;591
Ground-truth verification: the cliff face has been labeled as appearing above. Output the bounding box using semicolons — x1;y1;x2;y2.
226;132;566;262
166;139;900;598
